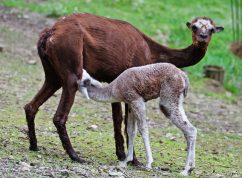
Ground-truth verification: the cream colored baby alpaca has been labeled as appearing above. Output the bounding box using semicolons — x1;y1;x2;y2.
78;69;102;99
78;63;197;176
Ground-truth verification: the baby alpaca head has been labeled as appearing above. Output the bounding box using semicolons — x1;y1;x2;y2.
77;69;102;99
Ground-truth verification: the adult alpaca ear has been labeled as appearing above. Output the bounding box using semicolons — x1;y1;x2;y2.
186;22;191;29
215;26;224;33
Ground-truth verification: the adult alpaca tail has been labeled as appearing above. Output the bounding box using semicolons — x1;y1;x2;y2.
37;28;52;60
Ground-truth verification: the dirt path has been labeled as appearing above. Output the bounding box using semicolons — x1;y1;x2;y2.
0;7;241;177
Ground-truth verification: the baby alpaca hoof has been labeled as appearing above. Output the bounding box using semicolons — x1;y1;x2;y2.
146;163;152;170
180;167;194;176
180;170;189;176
118;161;127;168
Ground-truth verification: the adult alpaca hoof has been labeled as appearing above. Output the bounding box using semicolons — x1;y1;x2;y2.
127;158;143;167
116;150;126;161
29;146;39;151
71;156;88;164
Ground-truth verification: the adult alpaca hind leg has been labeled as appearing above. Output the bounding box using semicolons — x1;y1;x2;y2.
28;29;86;162
24;29;61;151
24;77;61;151
50;36;86;163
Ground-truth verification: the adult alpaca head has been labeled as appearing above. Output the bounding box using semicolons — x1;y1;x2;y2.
186;17;224;47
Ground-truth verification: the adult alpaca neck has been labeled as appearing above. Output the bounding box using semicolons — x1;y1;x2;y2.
145;16;223;68
147;38;207;68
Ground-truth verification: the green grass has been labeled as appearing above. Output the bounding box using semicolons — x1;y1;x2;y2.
2;0;242;95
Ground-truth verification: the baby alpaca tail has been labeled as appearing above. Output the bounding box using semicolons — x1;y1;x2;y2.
181;72;189;98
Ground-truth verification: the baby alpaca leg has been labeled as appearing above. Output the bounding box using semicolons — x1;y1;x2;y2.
161;95;197;176
131;99;153;169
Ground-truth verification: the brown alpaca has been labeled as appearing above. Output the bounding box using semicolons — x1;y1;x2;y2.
24;13;223;163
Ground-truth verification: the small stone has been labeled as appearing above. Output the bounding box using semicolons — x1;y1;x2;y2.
27;59;37;65
162;172;170;176
21;166;30;171
212;149;219;154
20;162;31;171
102;165;108;170
165;133;172;138
165;133;176;141
70;112;78;117
84;120;89;124
50;172;55;177
20;162;31;167
225;91;232;97
60;169;69;176
160;167;170;171
23;14;29;19
8;155;14;160
30;161;40;166
108;170;123;177
90;168;97;174
214;173;225;178
87;125;98;131
37;154;42;159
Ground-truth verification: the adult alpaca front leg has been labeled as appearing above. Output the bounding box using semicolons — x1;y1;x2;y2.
124;103;140;166
53;74;85;163
113;102;141;164
112;103;126;161
119;104;137;167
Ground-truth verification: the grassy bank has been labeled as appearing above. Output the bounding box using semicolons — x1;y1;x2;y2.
2;0;242;95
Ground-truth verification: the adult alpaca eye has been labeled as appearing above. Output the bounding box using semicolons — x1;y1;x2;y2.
191;25;197;31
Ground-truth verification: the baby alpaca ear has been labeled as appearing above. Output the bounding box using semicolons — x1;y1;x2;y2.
83;79;91;87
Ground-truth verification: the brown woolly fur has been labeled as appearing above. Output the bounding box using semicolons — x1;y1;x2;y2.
24;13;223;163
